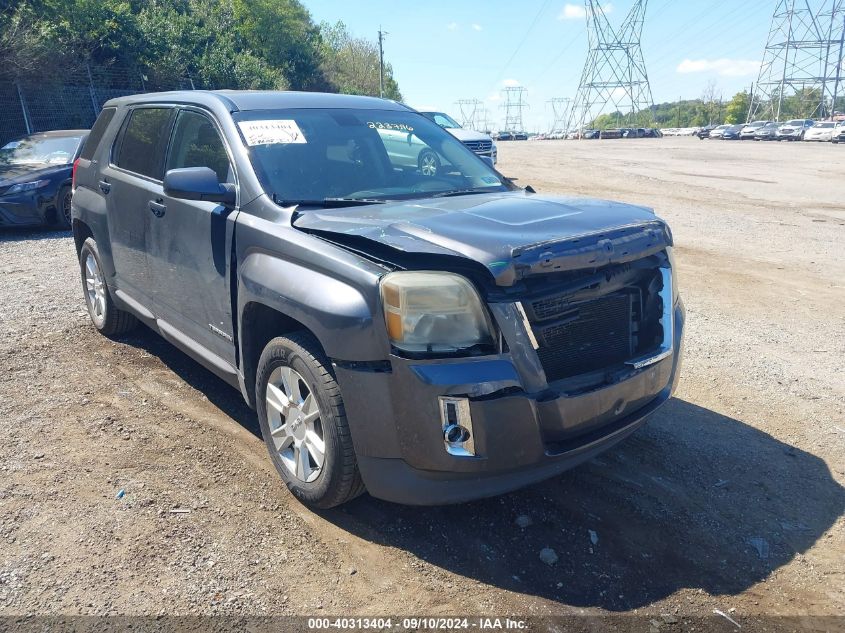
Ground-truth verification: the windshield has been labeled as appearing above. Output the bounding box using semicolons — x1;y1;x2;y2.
235;108;510;204
421;112;462;129
0;134;83;165
816;122;835;128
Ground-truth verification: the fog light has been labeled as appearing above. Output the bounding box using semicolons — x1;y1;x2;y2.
439;396;476;457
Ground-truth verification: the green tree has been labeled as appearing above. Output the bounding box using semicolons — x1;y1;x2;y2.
725;91;750;124
232;0;329;90
320;20;402;100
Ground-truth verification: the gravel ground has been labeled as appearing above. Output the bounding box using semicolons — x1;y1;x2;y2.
0;137;843;626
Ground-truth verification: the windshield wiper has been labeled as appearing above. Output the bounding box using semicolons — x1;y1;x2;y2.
431;189;495;199
273;196;387;208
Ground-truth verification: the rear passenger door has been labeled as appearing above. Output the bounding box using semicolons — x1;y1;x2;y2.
103;106;175;303
148;108;238;365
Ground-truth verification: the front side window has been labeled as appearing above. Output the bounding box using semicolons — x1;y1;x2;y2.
166;110;232;183
114;108;173;179
234;108;511;205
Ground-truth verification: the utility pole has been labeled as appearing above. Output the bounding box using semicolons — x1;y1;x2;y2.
378;27;387;98
749;0;845;121
568;0;654;135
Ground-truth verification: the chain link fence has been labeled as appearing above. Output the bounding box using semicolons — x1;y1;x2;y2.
0;66;204;145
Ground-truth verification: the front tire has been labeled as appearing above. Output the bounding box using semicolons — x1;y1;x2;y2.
256;333;365;509
79;238;137;336
418;149;440;177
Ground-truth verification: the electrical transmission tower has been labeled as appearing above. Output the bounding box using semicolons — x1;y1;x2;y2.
749;0;845;121
501;86;529;132
455;99;484;128
567;0;654;133
477;108;493;133
548;97;572;132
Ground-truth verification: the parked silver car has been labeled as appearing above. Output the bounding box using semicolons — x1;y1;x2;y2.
776;119;815;141
740;121;771;140
420;112;497;164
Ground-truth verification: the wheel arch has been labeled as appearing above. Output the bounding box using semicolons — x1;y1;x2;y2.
72;218;94;256
239;302;322;408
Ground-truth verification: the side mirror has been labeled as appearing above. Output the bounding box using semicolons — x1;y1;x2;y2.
163;167;235;206
480;156;495;169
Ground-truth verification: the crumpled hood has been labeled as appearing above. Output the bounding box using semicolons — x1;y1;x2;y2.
293;192;672;286
0;162;68;187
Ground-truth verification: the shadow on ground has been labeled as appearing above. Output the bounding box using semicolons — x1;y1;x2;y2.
325;398;845;610
0;226;71;242
117;327;845;611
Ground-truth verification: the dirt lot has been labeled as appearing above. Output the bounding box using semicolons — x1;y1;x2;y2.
1;137;843;626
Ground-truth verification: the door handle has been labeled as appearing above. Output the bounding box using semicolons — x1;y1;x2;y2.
149;200;167;218
98;180;111;194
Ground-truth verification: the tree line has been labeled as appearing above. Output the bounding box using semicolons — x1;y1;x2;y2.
590;88;845;130
0;0;401;99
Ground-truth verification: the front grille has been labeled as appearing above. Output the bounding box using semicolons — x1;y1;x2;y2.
532;293;634;383
462;140;493;154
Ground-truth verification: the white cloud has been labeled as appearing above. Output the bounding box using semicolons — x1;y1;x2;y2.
559;3;612;20
502;78;521;88
471;23;482;31
487;93;501;102
677;58;759;77
446;22;458;30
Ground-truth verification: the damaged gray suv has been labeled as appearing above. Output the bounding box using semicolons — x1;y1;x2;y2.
72;91;684;508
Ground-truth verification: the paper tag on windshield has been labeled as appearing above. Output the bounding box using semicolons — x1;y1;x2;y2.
238;120;307;146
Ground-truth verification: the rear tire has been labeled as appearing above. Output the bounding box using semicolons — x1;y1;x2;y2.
256;332;365;509
79;238;137;337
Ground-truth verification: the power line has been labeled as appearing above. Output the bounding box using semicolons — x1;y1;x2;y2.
489;0;555;92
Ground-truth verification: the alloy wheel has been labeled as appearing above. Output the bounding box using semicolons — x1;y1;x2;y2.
420;152;438;176
265;366;325;483
84;252;106;327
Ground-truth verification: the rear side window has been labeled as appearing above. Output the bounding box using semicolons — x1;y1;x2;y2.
114;108;173;179
80;108;116;160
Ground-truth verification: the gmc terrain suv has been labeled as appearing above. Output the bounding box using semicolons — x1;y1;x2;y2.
72;91;684;508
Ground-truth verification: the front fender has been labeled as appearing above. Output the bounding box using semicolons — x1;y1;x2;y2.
237;251;389;361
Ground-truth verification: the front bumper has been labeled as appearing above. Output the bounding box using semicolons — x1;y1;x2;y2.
0;189;58;226
336;300;685;505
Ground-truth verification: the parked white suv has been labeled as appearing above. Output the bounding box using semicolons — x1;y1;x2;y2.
420;111;497;164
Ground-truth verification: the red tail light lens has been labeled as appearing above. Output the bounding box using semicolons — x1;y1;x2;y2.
72;158;80;190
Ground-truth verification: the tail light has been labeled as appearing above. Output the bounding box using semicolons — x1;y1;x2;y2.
72;158;80;190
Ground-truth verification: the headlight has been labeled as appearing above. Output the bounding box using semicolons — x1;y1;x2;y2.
380;271;494;354
4;180;49;195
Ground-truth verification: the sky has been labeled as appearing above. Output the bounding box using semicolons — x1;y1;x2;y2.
305;0;776;132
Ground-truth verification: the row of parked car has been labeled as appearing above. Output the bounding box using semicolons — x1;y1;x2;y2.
697;119;845;142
